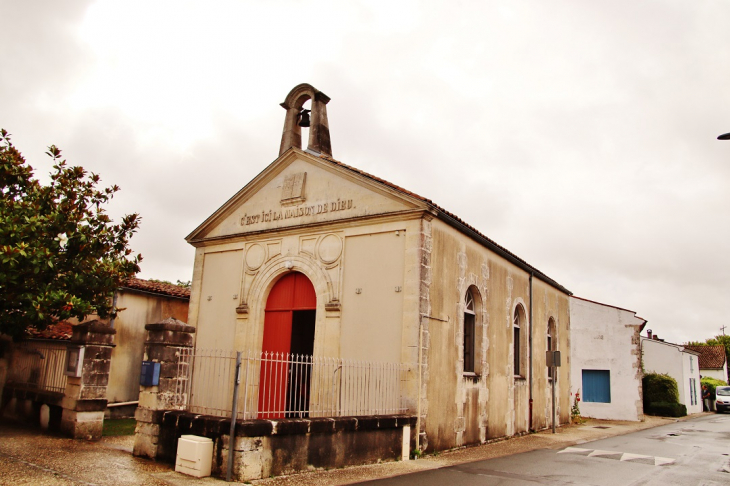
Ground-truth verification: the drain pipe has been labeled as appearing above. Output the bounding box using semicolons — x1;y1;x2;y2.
528;272;534;432
109;289;119;328
416;316;423;453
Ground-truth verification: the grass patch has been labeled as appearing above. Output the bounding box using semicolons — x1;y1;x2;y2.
102;418;136;437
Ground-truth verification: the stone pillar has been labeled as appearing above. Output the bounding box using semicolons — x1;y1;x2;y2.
133;317;195;459
60;320;115;440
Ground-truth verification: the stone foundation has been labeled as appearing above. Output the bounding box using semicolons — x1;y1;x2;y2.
150;412;416;481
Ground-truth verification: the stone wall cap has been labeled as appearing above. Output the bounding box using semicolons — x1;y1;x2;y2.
74;320;116;334
145;317;195;333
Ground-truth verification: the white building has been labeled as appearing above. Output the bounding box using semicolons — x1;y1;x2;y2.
684;345;728;383
641;332;702;415
570;297;645;421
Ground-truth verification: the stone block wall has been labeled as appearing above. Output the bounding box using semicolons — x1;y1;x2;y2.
152;412;416;481
60;320;116;440
133;318;195;458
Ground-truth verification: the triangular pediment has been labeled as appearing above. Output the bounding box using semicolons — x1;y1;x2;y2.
187;149;427;242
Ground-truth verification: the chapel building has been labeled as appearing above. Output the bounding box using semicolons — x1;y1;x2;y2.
185;84;572;452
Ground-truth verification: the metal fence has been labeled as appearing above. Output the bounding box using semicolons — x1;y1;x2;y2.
176;349;412;420
7;340;68;394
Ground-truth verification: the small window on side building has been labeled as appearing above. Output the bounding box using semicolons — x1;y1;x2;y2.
513;305;525;377
464;289;476;373
582;369;611;403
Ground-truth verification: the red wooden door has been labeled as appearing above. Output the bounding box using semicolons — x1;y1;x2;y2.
258;272;316;418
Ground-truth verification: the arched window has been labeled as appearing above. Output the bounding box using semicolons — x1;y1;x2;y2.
547;317;556;380
513;305;524;376
464;289;476;373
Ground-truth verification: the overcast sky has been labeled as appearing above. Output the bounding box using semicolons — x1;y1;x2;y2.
2;1;729;344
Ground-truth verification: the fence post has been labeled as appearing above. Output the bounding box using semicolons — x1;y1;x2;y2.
226;351;243;482
133;317;195;460
59;320;116;440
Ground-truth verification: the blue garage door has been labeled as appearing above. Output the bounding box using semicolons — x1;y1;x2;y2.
583;369;611;403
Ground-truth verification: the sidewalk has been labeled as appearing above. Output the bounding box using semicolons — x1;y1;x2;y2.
251;415;700;486
0;414;710;486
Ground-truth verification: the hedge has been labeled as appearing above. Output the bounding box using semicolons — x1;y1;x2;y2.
643;372;679;406
645;401;687;417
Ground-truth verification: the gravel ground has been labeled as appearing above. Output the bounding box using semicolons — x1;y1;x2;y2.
0;424;209;486
0;414;702;486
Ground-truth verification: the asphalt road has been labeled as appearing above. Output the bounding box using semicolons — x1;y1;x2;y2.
1;414;726;485
352;414;730;486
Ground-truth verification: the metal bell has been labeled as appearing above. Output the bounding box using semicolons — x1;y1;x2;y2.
298;109;311;127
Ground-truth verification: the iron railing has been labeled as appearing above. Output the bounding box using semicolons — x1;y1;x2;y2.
176;349;412;420
7;340;68;393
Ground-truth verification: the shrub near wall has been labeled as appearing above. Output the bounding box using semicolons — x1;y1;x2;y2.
643;373;686;417
701;376;727;397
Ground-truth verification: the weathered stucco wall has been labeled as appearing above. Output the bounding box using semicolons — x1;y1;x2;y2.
340;231;406;363
190;249;243;352
422;221;570;451
107;291;189;404
531;278;570;431
701;368;728;383
569;297;644;421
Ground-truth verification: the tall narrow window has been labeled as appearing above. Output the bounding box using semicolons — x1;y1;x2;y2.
547;317;555;380
463;290;476;373
513;307;521;376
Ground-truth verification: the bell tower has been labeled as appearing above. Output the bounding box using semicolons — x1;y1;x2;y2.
279;83;332;157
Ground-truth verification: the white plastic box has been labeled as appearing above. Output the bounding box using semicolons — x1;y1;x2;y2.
175;435;214;478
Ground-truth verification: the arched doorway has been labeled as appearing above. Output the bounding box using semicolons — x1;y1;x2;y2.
258;272;316;418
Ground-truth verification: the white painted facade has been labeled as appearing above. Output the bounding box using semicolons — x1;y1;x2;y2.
701;367;727;383
569;297;644;421
641;337;703;414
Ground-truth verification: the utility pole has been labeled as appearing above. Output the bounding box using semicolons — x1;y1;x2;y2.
547;350;561;433
721;325;727;336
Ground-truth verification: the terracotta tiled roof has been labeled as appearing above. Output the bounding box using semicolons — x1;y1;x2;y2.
122;278;191;299
684;345;727;369
318;154;571;295
26;321;73;340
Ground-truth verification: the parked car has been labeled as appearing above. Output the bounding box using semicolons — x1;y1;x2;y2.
716;386;730;413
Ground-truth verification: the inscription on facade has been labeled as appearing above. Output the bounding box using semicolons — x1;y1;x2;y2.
241;198;355;227
281;172;307;205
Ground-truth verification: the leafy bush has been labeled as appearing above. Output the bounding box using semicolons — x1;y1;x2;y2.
701;376;727;397
645;402;687;417
0;130;141;338
643;373;679;407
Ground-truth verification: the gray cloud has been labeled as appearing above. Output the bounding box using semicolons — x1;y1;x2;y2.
2;0;729;344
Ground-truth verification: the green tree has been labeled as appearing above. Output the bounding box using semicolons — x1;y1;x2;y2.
0;129;142;338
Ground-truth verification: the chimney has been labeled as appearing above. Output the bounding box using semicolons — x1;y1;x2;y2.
647;329;652;339
653;335;659;340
